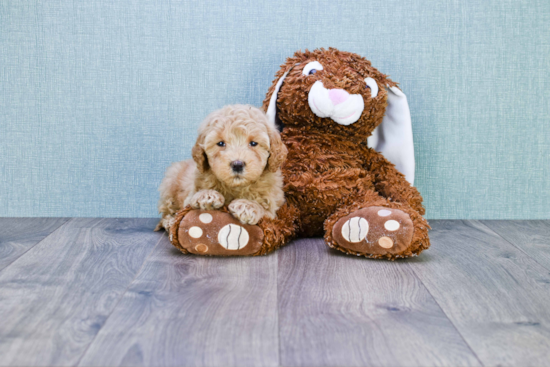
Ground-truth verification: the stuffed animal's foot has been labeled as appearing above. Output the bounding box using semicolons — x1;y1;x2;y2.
330;206;415;258
170;209;264;256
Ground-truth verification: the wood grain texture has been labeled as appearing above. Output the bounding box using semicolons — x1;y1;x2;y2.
277;238;480;367
408;220;550;367
482;220;550;270
79;235;279;367
3;218;550;367
0;218;162;366
0;218;69;271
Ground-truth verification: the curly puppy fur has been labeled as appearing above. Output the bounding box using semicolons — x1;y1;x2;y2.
260;48;431;259
156;105;287;231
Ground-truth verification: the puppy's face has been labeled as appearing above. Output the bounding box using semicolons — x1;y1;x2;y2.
193;105;286;188
263;48;397;140
204;122;270;187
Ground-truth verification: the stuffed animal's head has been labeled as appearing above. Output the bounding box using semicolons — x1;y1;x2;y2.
262;47;417;184
262;48;398;141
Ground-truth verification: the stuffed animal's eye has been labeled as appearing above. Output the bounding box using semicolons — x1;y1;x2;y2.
249;141;258;147
364;77;379;98
302;61;323;76
217;141;225;147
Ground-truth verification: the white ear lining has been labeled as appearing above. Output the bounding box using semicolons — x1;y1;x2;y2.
266;64;298;128
364;77;379;98
367;86;415;185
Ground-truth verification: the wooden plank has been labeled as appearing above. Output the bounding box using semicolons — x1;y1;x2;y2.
0;218;162;366
78;235;279;367
278;238;480;367
408;220;550;367
0;218;69;271
482;220;550;270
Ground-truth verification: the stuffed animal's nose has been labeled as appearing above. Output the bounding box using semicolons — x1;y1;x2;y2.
230;160;245;173
328;89;349;105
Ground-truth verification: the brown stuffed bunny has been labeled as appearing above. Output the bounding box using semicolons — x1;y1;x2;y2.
170;48;430;259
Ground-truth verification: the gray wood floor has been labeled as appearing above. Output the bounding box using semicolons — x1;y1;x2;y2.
0;218;549;366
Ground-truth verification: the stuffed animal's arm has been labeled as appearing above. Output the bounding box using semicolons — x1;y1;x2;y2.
366;150;425;215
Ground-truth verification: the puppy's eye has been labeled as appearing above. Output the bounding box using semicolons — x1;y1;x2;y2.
364;77;379;98
249;141;258;147
302;61;323;76
217;141;225;147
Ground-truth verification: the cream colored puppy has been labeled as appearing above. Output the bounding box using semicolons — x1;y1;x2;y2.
156;105;287;231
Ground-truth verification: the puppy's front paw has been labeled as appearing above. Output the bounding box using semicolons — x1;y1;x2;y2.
228;199;265;225
190;190;225;210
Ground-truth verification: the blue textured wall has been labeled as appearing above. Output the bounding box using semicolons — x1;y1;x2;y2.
1;0;549;219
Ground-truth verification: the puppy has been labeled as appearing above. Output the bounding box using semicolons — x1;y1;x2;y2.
155;105;287;231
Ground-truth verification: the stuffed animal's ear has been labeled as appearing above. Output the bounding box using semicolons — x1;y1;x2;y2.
191;142;209;173
265;65;298;129
367;86;415;185
265;126;288;172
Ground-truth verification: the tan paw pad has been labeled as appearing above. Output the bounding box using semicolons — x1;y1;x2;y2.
195;244;208;253
378;237;394;248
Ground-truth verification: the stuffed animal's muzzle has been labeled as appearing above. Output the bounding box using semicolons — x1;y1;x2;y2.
308;81;364;126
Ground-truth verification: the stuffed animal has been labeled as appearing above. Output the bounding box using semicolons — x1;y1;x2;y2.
170;48;430;259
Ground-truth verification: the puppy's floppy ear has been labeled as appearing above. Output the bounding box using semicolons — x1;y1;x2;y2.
265;126;287;172
192;141;209;173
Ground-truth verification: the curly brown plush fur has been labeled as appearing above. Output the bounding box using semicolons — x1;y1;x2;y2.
260;48;430;259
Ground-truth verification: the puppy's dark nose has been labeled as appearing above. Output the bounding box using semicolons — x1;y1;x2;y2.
230;160;245;173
